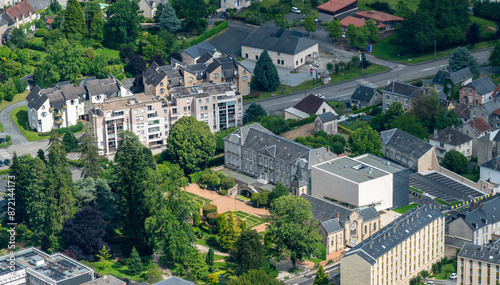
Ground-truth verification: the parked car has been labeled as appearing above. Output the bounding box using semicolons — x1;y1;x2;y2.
314;18;320;24
342;32;346;38
315;94;325;99
291;7;301;13
0;160;4;167
450;273;457;280
4;159;10;166
424;281;434;285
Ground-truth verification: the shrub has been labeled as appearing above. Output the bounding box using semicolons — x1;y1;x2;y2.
220;176;236;190
202;204;218;217
115;73;125;81
206;236;218;247
220;189;227;195
35;28;48;37
206;212;218;225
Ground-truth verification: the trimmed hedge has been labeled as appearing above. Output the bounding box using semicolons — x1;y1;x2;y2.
38;122;85;136
352;103;382;114
188;21;228;47
338;125;353;135
208;155;224;168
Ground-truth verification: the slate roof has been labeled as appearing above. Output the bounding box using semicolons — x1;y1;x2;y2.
85;78;120;96
59;84;86;100
351;85;380;103
429;128;472;146
81;275;125;285
153;277;195;285
457;196;500;231
458;242;500;265
318;112;337;123
481;100;500;116
0;17;8;27
467;117;493;135
449;67;473;84
480;156;500;171
241;26;318;55
293;94;328;115
383;81;423;98
321;219;344;234
26;86;47;110
196;52;213;64
5;1;36;23
431;70;451;86
27;0;50;11
343;205;444;264
182;41;217;59
143;62;168;86
380;128;433;159
466;76;497;95
445;235;469;248
454;103;473;120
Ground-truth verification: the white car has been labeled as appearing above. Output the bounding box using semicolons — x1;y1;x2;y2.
424;282;434;285
342;32;346;38
315;94;325;99
291;7;301;14
450;273;458;280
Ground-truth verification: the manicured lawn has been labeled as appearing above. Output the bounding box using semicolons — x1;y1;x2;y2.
201;252;226;262
393;203;420;214
184;192;211;206
231;210;266;228
10;106;50;141
237;195;250;201
0;90;29;111
341;120;367;131
239;0;279;17
82;256;153;282
470;16;497;31
358;0;420;11
95;47;120;59
433;262;457;280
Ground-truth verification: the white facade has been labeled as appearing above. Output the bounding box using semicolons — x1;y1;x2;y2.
480;165;500;185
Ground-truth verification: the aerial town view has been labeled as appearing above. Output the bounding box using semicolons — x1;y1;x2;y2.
0;0;499;284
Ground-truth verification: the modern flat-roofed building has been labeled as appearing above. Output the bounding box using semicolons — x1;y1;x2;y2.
0;247;94;285
341;205;445;285
457;240;500;285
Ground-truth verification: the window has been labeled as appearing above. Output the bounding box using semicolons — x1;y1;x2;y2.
386;94;390;100
136;116;140;121
405;99;408;105
245;53;248;58
373;223;376;231
256;55;259;60
469;88;472;95
394;96;398;102
198;99;202;104
386;103;390;109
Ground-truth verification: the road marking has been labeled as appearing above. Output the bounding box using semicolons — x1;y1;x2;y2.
0;149;10;160
420;64;447;72
356;79;378;88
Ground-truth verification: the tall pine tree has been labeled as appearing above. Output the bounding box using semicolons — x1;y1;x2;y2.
251;49;280;92
219;211;241;250
79;129;103;179
156;2;181;33
128;246;143;275
62;0;86;36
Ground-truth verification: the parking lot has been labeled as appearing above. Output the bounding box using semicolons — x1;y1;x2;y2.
410;171;484;203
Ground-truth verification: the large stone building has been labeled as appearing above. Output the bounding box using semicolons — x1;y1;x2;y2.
223;123;336;192
341;205;445;285
457;240;500;285
302;194;380;254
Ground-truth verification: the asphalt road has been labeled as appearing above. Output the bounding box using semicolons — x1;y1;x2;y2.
245;49;494;114
285;264;340;285
0;101;28;147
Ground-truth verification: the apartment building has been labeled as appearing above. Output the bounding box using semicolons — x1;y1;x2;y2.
341;205;445;285
382;81;426;112
0;247;94;285
428;128;473;160
457;240;500;285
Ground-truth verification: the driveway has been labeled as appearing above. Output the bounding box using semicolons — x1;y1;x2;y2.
0;101;28;147
239;59;312;87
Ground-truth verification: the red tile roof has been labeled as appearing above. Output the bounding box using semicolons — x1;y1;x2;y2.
468;117;493;135
6;1;36;23
317;0;357;14
46;18;54;24
354;10;404;22
492;108;500;116
340;16;366;27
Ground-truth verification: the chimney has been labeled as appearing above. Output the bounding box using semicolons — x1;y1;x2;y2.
448;134;452;143
434;129;438;139
336;212;339;219
494;159;498;170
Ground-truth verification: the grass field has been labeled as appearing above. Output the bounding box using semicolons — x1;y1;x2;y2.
82;257;154;282
95;47;120;59
393;203;420;214
201;252;226;262
10;106;50;141
470;16;497;31
237;195;251;201
239;0;279;17
184;192;211;206
0;91;29;111
358;0;420;11
341;120;367;131
0;123;4;133
231;210;266;229
433;262;457;280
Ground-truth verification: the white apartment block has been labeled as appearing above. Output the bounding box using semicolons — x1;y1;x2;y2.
457;241;500;285
341;205;445;285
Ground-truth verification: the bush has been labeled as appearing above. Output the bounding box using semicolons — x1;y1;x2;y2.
189;169;210;183
202;204;218;217
220;176;236;190
206;212;218;225
35;28;48;37
245;15;261;25
220;189;227;195
115;73;125;81
206;236;218;247
187;21;228;47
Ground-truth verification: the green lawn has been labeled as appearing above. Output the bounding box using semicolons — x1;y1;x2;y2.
340;120;367;131
0;122;4;133
0;90;29;111
237;195;251;201
95;47;120;59
184;192;211;206
231;210;266;229
409;186;423;193
82;256;154;282
201;252;226;262
239;0;279;17
10;106;50;141
470;16;497;31
433;262;457;280
393;203;420;214
358;0;420;11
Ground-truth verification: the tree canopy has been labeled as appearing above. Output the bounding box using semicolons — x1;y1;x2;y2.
441;149;468;174
104;0;141;48
490;43;500;67
243;103;267;124
62;0;86;36
348;125;383;157
229;269;285;285
251;49;280;92
448;47;480;76
230;229;266;274
327;19;342;42
156;2;182;33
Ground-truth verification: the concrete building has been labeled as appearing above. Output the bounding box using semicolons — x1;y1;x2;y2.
460;76;497;106
302;194;380;254
481;156;500;185
350;85;382;109
284;94;338;120
382;81;426;112
314;112;338;135
380;128;436;172
354;10;403;31
457;240;500;285
223;123;336;192
457;117;493;158
0;247;94;285
341;205;445;285
241;26;319;69
428;128;473;160
317;0;358;16
448;195;500;245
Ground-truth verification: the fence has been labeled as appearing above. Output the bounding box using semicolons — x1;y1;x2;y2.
449;193;496;210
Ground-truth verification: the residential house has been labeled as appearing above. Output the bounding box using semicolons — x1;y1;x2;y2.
457;117;493;158
241;26;319;69
454;103;475;123
353;10;404;31
430;67;473;96
301;194;380;254
138;0;166;18
476;129;500;166
460;76;497;105
0;17;8;45
340;16;366;32
314;112;338;135
223;123;336;191
317;0;358;17
489;106;500;130
493;82;500;97
380;128;437;172
0;247;94;285
221;0;251;10
428;128;473;160
480;156;500;185
27;0;50;12
457;240;500;285
153;277;195;285
284;94;338;120
82;276;126;285
2;0;38;34
180;41;220;65
341;205;445;285
350;85;382;109
382;81;426;112
311;154;410;211
448;196;500;245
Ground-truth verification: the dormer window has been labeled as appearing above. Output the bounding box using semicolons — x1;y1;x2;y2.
160;82;163;87
42;105;45;110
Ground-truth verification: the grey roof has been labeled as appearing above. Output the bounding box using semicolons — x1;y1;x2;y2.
343;205;444;264
459;195;500;231
383;81;423;98
481;100;500;116
27;0;50;11
153;277;195;285
85;78;120;96
318;112;337;123
143;62;168;86
206;60;220;73
59;84;86;100
241;26;318;55
431;69;451;86
293;94;328;115
321;219;344;234
480;156;500;171
314;156;390;183
26;86;47;110
449;67;473;84
354;153;408;173
182;41;217;59
81;275;125;285
429;128;472;146
141;0;167;9
445;235;469;248
466;76;497;95
381;128;434;159
458;242;500;265
196;52;213;64
0;17;8;27
351;85;380;103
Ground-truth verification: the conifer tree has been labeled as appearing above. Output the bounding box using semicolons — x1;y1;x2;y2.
62;0;86;36
10;153;30;223
313;264;329;285
219;211;241;250
251;49;280;92
128;247;143;275
206;247;214;266
156;2;181;33
37;149;46;163
28;157;49;246
63;131;78;152
79;129;103;179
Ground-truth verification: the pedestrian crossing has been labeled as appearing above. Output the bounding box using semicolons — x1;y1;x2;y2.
0;149;11;160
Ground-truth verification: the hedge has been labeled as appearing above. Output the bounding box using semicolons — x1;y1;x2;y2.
188;169;210;183
208;155;224;168
68;159;84;168
38;122;85;136
188;21;228;47
352;103;382;114
338;125;353;135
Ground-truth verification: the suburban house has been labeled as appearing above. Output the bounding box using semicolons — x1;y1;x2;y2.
311;154;409;211
241;26;319;69
314;112;338;135
382;81;426;112
2;0;38;34
317;0;358;17
301;194;380;254
138;0;166;18
341;205;445;285
430;67;473;96
340;16;366;31
284;94;338;120
493;82;500;97
480;156;500;184
223;123;336;192
454;103;475;122
180;41;221;65
457;240;500;285
457;117;493;158
428;128;473;160
475;129;500;166
471;100;500;128
27;0;50;12
460;76;497;105
380;128;436;172
350;85;382;109
82;276;126;285
353;10;404;31
221;0;251;10
448;196;500;245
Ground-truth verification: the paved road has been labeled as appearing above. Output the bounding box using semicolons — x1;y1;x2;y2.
0;101;28;147
285;264;340;285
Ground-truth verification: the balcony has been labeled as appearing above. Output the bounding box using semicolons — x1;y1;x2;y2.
54;113;63;118
55;119;64;124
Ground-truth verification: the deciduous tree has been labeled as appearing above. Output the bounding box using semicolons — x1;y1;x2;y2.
230;229;265;274
274;13;289;29
125;55;147;76
269;183;289;203
303;12;318;34
327;19;342;42
229;269;285;285
441;149;468;174
348;125;383;157
104;0;141;48
251;49;280;92
10;28;26;48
